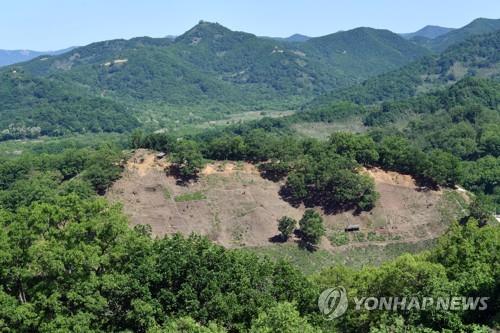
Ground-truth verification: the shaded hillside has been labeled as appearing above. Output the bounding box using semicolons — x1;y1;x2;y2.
305;27;429;79
415;18;500;52
305;30;500;108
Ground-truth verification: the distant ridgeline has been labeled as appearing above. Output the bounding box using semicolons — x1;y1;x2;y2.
0;21;430;139
305;29;500;110
0;18;499;140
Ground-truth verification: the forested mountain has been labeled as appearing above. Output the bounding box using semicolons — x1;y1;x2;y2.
304;27;429;79
1;14;499;333
413;18;500;52
0;47;74;67
11;21;428;98
401;25;454;40
306;30;500;109
0;70;138;139
0;21;429;138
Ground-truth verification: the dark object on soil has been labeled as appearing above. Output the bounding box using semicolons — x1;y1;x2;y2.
345;224;360;232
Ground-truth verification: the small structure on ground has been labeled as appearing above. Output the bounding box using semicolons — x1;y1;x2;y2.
345;224;360;232
156;152;167;159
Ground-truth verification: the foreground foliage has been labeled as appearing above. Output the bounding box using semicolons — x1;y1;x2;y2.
0;143;497;332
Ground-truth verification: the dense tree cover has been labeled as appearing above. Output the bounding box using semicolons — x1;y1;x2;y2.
282;151;379;212
365;77;499;129
294;102;366;123
306;30;500;108
170;140;205;179
412;18;500;53
312;219;499;333
0;134;496;332
361;78;500;206
0;145;123;204
0;178;496;331
0;71;139;140
0;169;319;332
0;21;431;140
292;77;500;207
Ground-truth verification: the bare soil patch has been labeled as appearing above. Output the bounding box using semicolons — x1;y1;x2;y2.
107;150;463;252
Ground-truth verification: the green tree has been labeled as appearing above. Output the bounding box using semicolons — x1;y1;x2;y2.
424;150;462;186
151;317;227;333
277;216;297;241
467;195;495;226
249;302;321;333
299;210;325;247
171;140;205;179
329;132;379;165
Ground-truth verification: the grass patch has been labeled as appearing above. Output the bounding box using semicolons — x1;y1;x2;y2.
242;244;339;275
163;187;172;200
367;231;386;242
352;232;367;242
329;231;349;246
174;191;207;202
438;190;468;224
243;239;438;275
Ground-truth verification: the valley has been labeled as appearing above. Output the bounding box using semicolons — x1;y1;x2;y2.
0;10;499;332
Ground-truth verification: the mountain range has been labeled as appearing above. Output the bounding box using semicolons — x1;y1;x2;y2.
305;29;500;110
0;47;75;67
0;17;499;139
411;18;500;52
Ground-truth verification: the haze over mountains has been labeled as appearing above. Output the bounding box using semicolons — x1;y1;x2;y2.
0;17;499;139
0;47;75;67
400;25;455;40
410;17;500;52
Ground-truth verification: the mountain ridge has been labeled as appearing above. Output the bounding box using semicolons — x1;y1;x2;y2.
305;30;500;109
413;18;500;52
0;47;76;67
2;21;428;111
401;25;455;39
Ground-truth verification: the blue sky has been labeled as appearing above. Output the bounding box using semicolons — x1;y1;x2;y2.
1;0;499;50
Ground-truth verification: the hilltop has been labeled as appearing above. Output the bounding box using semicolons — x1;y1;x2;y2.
0;21;428;138
306;30;500;108
401;25;455;40
413;18;500;52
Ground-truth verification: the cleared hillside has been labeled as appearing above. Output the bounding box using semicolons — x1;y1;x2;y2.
108;150;465;254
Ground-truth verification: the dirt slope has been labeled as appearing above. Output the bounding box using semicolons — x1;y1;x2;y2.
107;150;464;250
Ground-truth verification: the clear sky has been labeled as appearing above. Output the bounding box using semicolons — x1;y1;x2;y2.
1;0;499;50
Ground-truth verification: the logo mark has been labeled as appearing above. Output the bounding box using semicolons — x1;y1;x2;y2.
318;286;348;320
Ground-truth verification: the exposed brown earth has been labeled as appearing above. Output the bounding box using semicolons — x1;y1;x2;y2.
107;149;463;251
